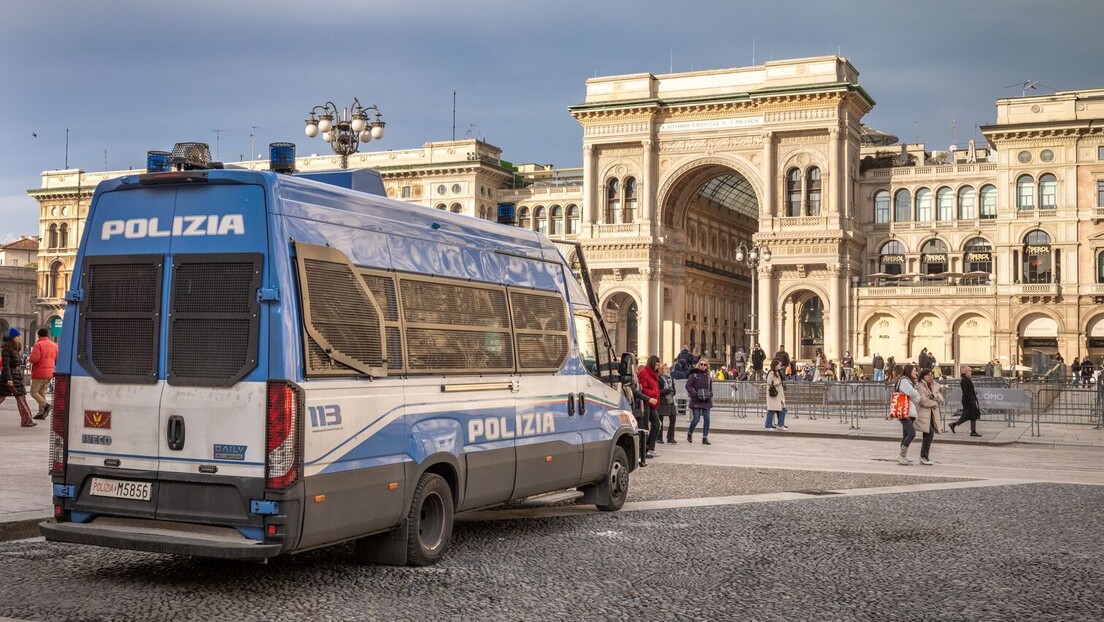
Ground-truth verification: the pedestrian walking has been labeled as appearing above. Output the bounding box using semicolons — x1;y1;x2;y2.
29;327;57;420
638;355;663;458
750;343;767;381
764;358;787;430
773;345;790;377
873;352;885;382
1071;357;1082;387
812;347;827;382
1081;358;1095;386
949;365;982;437
658;363;678;444
892;363;921;464
914;368;945;465
732;347;747;375
841;351;854;382
0;329;35;427
686;358;713;445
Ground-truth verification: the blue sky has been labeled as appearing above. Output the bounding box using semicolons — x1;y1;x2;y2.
1;0;1101;241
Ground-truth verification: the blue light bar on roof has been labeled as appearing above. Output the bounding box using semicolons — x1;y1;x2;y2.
146;151;172;173
270;142;296;174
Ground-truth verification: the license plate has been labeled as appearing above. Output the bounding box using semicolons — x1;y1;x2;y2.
89;477;152;501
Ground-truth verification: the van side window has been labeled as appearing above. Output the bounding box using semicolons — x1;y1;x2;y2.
574;314;601;378
294;242;389;378
511;289;569;371
399;276;514;374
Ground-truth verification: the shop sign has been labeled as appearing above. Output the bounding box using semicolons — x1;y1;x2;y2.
881;255;904;264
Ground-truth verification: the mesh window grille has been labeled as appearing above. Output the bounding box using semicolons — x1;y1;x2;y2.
78;257;162;383
168;255;261;387
399;277;514;374
511;290;569;370
361;271;403;371
295;243;387;378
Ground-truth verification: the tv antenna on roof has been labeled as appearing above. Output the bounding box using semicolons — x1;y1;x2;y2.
1005;80;1039;97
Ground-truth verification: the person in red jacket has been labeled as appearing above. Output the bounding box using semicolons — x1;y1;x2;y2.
30;328;58;420
637;354;662;458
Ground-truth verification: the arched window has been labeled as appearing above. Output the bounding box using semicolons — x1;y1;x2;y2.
957;186;976;220
874;190;890;224
606;179;621;224
915;188;933;222
624;177;637;223
1023;230;1052;284
59;223;69;248
1016;174;1035;210
1039;173;1057;210
1098;250;1104;284
534;206;547;234
979;184;997;219
936;187;953;221
894;189;911;222
518;206;531;229
436;203;447;211
806;167;822;216
963;237;993;284
48;224;58;249
786;168;802;217
49;261;63;299
566;204;580;235
450;203;462;214
550;205;564;235
921;238;948;275
879;240;906;275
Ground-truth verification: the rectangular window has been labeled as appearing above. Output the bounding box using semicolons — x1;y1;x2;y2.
168;254;262;387
874;194;890;224
1098;180;1104;207
937;193;953;221
980;189;997;219
916;194;932;221
400;277;514;374
401;185;412;198
1099;146;1104;160
77;255;163;384
0;294;5;308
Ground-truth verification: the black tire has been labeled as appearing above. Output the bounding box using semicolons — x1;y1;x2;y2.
595;446;629;512
405;472;454;566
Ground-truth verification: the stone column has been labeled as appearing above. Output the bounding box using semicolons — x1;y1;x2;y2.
758;265;774;351
642;138;656;224
582;144;599;228
827;127;841;216
761;131;775;218
827;263;843;360
640;266;661;358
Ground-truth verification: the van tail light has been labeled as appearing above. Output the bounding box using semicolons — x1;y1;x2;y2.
49;374;70;476
265;381;302;491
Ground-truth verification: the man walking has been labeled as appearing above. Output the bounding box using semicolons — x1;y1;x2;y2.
949;365;982;437
750;343;767;381
873;352;885;382
30;328;58;420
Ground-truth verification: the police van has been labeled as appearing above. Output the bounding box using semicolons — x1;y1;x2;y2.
41;143;642;565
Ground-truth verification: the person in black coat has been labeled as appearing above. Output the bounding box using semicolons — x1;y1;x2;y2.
949;365;982;436
750;343;767;380
0;329;35;427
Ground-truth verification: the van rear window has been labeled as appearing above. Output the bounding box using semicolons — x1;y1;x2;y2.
167;254;262;387
77;255;163;384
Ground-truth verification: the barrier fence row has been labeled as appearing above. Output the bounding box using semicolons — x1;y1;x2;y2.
673;379;1104;436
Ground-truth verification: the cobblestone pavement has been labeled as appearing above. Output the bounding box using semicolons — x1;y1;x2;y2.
1;473;1101;621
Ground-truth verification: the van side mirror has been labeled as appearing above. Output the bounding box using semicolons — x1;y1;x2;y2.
618;352;635;385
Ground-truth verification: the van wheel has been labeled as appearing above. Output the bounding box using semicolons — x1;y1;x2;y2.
406;472;454;566
595;446;629;512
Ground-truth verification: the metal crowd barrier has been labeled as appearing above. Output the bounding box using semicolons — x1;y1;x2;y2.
670;377;1103;437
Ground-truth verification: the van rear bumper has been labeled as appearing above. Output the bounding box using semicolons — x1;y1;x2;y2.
40;516;283;561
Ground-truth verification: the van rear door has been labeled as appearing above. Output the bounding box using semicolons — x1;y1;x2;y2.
154;184;269;524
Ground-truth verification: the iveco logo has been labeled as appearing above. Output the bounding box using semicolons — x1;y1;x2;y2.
101;214;245;240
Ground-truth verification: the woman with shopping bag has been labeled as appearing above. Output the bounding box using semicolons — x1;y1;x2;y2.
888;364;921;465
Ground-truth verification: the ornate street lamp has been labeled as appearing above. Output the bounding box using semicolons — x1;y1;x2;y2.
734;242;771;359
304;98;385;169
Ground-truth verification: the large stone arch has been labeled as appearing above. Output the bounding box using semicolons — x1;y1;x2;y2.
656;155;764;230
951;312;993;366
599;287;642;357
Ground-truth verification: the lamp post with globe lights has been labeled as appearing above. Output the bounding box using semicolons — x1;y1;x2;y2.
734;242;771;356
304;99;385;169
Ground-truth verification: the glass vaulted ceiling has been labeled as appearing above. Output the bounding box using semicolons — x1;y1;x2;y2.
695;174;758;219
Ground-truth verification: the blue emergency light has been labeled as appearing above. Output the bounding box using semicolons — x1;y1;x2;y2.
270;143;296;174
497;203;517;225
146;151;172;173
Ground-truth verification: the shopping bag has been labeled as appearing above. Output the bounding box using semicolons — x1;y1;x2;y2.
888;392;911;419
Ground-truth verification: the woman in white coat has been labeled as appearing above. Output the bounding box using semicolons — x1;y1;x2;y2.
764;358;787;430
894;364;921;465
914;368;945;465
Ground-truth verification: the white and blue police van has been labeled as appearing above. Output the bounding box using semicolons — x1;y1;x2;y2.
41;143;642;565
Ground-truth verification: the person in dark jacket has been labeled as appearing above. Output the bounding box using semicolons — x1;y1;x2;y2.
773;345;790;376
1081;358;1095;385
873;352;886;382
949;365;982;436
685;358;714;445
638;355;663;458
658;363;678;444
1071;357;1082;387
0;329;35;427
671;358;689;380
676;347;696;369
750;343;767;380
